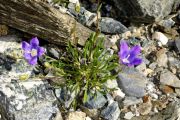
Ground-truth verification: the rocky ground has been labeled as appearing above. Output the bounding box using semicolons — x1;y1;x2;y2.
0;0;180;120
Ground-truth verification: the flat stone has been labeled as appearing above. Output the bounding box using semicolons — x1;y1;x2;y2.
101;101;120;120
84;92;107;109
99;17;128;34
117;67;147;97
112;0;179;23
160;70;180;88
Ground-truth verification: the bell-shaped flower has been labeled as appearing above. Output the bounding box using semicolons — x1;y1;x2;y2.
118;40;142;66
22;37;45;65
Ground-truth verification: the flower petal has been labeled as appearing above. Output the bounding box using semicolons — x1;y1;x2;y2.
127;53;136;63
119;40;129;59
37;47;45;56
23;52;32;60
128;45;141;62
30;37;39;48
22;41;31;51
28;57;37;65
130;45;141;55
131;58;142;66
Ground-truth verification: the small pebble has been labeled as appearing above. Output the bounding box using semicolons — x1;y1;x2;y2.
156;48;168;67
124;112;135;120
112;87;125;99
152;32;168;46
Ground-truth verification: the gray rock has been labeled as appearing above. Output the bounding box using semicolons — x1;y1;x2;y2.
68;3;96;26
112;0;179;23
0;35;34;82
0;92;14;120
0;36;60;120
0;80;59;120
0;35;21;53
123;97;143;106
99;17;128;34
156;48;168;67
162;99;180;120
175;88;180;97
106;94;114;105
55;88;76;109
0;53;16;71
168;55;180;72
160;70;180;88
84;92;107;109
149;62;157;70
175;39;180;53
101;101;120;120
48;47;60;59
153;32;168;46
158;18;175;28
135;62;146;75
117;67;147;97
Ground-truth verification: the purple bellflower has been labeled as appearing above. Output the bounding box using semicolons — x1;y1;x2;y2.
118;40;142;66
22;37;45;65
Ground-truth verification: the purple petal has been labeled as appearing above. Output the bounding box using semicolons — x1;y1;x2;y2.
119;40;129;59
23;52;32;60
127;53;136;63
22;41;31;51
130;45;141;55
37;47;45;56
30;37;39;48
28;57;37;65
128;45;141;62
131;58;142;65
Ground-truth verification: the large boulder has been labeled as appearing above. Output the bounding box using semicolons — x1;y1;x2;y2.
112;0;180;23
0;35;60;120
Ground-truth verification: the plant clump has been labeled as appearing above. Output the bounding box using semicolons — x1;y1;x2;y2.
45;32;119;107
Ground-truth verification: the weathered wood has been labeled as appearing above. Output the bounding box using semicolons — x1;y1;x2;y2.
0;0;92;45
